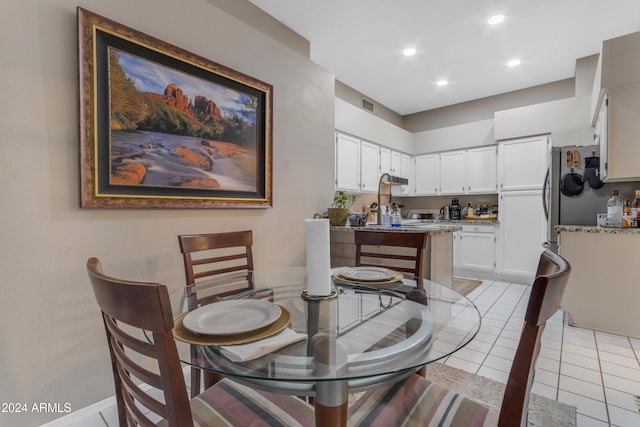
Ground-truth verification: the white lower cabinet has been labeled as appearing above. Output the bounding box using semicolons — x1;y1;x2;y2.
453;225;496;272
497;190;545;280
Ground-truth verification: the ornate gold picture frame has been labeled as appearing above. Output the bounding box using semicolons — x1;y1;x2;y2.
78;7;272;208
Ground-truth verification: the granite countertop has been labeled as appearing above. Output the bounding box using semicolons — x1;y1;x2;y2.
331;218;499;235
415;219;500;225
331;223;462;235
555;225;640;234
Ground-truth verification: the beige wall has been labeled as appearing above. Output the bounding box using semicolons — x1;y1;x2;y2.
0;0;335;425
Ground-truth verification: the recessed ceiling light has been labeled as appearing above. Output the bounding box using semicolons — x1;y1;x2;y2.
403;47;417;56
488;14;505;25
436;80;448;87
507;59;521;67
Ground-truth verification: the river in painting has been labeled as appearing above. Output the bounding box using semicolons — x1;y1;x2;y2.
110;130;257;192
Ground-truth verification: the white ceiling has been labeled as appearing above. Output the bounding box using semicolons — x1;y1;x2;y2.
248;0;640;116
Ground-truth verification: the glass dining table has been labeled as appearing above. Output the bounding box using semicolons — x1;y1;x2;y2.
169;267;481;427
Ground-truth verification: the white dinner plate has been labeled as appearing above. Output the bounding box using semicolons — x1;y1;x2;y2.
182;300;282;336
337;266;397;282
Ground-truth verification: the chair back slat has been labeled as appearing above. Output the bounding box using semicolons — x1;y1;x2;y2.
104;315;157;358
354;230;427;279
111;336;163;389
87;258;194;427
117;362;166;417
498;250;571;427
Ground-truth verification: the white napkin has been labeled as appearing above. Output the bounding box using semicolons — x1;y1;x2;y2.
219;328;307;362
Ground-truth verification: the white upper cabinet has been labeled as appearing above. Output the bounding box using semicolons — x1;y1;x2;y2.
601;86;640;181
335;132;361;191
391;150;402;176
498;136;549;191
467;146;498;193
414;154;440;195
439;150;466;194
393;153;414;196
360;141;380;193
379;147;392;175
399;153;415;195
380;147;402;176
424;146;499;196
335;131;411;194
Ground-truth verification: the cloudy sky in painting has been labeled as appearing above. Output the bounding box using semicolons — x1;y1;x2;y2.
114;49;256;124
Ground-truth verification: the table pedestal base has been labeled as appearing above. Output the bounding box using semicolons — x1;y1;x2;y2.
315;401;347;427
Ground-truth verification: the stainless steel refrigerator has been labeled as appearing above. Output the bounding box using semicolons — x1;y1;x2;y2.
543;145;637;253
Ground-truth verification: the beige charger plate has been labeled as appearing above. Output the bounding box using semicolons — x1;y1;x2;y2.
173;306;290;346
332;271;404;285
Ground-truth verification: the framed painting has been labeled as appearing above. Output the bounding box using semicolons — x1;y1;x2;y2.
78;7;272;208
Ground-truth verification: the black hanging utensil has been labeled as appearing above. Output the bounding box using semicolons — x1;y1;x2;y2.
560;168;584;196
582;152;604;189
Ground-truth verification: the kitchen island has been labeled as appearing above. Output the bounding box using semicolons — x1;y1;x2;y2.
557;225;640;339
330;223;462;288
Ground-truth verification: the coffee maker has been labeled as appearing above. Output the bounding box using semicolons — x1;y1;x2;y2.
450;198;461;220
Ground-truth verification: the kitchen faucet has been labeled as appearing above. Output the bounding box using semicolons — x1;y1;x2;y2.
376;173;408;224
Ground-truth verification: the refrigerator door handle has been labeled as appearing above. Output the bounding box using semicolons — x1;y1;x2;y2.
542;167;550;220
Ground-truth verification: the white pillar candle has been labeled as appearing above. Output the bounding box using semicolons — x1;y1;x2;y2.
305;218;332;296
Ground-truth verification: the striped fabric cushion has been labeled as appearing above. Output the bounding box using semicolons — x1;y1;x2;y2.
348;374;499;427
189;378;315;427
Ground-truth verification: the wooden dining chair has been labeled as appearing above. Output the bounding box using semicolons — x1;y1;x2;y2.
178;230;255;396
347;249;571;427
178;230;254;303
354;230;427;279
87;257;314;427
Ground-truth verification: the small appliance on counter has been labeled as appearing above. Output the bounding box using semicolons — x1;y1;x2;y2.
440;205;450;220
450;199;461;220
407;210;437;220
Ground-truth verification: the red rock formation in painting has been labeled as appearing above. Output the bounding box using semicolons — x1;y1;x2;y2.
178;177;221;189
193;95;223;123
172;146;214;170
111;163;146;185
145;84;226;131
163;84;191;114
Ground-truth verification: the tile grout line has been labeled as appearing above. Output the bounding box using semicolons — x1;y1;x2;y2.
98;411;110;427
477;281;530;377
554;310;567;402
442;279;503;374
592;328;612;425
631;336;640;417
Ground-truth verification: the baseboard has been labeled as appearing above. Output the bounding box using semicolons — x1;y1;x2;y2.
453;268;533;285
39;395;117;427
39;366;192;426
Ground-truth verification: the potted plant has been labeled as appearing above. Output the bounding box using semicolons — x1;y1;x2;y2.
328;190;356;226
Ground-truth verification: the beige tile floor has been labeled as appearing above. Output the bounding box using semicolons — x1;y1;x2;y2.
51;278;640;427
